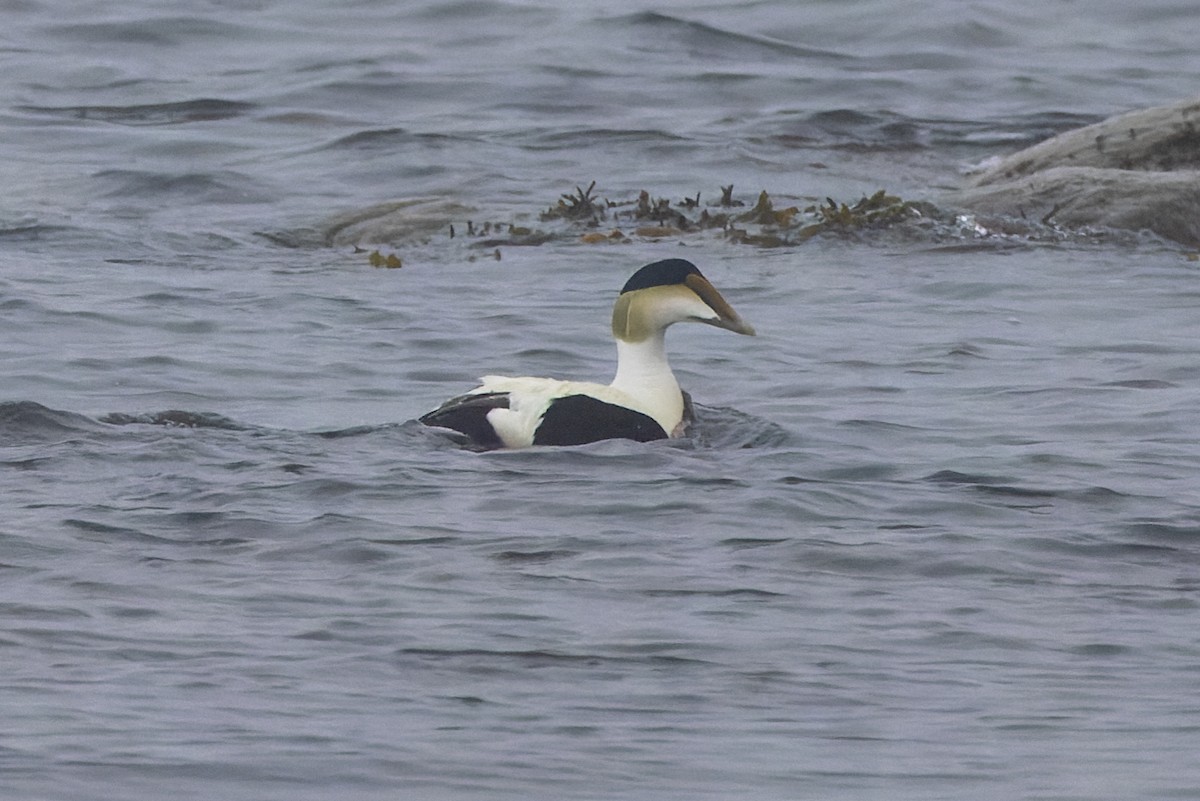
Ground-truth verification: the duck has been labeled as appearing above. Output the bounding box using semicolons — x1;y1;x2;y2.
419;258;755;449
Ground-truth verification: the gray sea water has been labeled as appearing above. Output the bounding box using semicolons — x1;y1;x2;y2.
4;2;1200;799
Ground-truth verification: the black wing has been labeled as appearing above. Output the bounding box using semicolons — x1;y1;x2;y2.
533;394;668;446
419;391;509;450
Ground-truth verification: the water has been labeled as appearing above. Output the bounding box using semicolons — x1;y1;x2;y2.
3;2;1200;799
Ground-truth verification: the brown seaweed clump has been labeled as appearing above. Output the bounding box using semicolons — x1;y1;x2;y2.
539;184;931;248
796;191;932;240
307;183;942;269
540;181;605;223
366;249;402;268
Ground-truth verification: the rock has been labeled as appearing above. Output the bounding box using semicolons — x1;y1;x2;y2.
321;198;475;247
955;166;1200;247
952;97;1200;246
970;97;1200;184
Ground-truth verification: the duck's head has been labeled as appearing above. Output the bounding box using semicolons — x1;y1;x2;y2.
611;259;756;342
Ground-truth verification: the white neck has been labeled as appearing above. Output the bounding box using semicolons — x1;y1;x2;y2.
609;332;684;434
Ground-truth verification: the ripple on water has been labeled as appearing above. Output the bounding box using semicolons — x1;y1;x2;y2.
16;98;256;126
0;401;106;443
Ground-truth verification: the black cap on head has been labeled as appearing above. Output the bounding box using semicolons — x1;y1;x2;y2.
620;259;702;294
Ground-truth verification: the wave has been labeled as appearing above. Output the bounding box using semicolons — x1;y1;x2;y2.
1;399;784;455
0;401;106;444
0;222;81;241
599;11;845;61
91;169;273;204
16;98;255;126
748;108;1102;154
923;469;1133;507
45;16;268;48
689;402;793;449
318;127;471;152
98;409;250;431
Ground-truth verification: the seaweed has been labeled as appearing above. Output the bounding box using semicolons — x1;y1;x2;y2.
580;229;629;244
349;182;942;269
545;185;930;247
541;181;605;223
793;190;930;241
718;184;744;207
627;190;692;229
367;249;402;268
737;191;799;226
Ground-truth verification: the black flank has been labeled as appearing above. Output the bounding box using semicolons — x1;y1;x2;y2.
533;394;668;445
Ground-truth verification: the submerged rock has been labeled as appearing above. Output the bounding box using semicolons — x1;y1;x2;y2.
262;197;477;249
952;97;1200;246
321;198;476;247
955;166;1200;247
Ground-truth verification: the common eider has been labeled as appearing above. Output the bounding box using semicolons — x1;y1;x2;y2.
419;258;755;449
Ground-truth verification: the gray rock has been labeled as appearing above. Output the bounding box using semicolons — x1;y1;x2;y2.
321;198;475;247
956;166;1200;247
952;97;1200;246
970;97;1200;185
